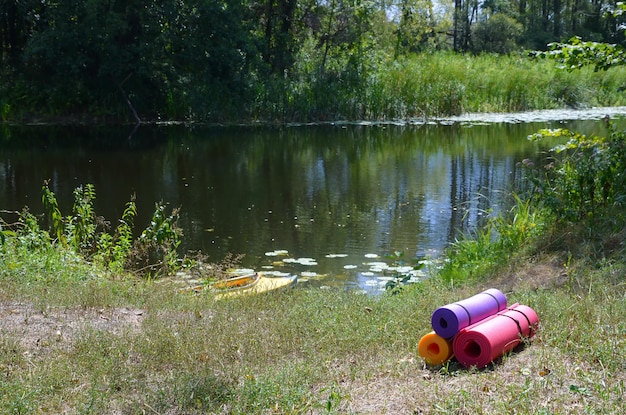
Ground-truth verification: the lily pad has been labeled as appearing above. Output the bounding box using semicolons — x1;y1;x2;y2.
263;271;291;277
229;268;255;275
265;250;289;257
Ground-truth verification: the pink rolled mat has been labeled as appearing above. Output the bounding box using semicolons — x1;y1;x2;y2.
431;288;507;339
417;331;453;365
452;303;539;369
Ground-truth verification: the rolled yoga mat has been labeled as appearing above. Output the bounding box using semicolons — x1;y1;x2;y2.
452;303;539;369
431;288;507;339
418;331;453;365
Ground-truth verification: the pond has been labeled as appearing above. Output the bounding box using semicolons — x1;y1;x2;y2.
2;108;625;293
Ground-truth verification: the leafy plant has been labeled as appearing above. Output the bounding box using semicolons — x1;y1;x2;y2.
129;202;182;276
41;182;65;246
17;209;51;250
384;251;425;294
527;127;626;221
37;182;183;277
94;198;137;274
68;184;98;252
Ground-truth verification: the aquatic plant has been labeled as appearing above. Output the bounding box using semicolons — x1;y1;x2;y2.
383;251;425;294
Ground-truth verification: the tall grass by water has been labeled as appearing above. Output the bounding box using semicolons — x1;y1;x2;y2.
282;52;626;121
4;51;626;123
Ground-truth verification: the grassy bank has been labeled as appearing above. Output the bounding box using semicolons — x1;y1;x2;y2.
354;52;626;120
234;52;626;122
5;52;626;124
0;235;624;414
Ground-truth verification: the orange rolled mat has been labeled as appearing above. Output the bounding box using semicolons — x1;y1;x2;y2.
452;303;539;369
418;331;454;365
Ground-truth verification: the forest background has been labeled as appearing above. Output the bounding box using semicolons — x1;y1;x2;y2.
2;0;626;124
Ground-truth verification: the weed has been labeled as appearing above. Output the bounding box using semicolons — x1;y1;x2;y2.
439;194;546;282
527;126;626;222
37;182;183;277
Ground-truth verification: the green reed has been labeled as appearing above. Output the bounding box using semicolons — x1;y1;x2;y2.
371;52;626;119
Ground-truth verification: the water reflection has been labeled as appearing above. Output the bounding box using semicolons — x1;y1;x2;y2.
0;118;616;292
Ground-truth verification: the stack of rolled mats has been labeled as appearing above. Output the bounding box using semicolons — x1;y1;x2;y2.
417;288;539;368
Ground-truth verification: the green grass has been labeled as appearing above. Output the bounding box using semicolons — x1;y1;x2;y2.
5;51;626;124
369;52;626;120
439;194;549;283
1;224;625;413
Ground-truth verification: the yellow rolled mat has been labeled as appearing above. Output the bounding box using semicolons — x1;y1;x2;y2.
418;331;453;365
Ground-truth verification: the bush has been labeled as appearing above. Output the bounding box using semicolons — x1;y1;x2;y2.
526;125;626;222
10;183;184;278
472;13;524;54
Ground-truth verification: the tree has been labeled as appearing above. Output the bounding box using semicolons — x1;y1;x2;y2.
529;4;626;221
472;12;523;53
261;0;298;75
453;0;481;51
19;0;151;118
394;0;438;56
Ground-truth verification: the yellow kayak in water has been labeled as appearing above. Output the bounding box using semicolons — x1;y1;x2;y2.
206;273;297;299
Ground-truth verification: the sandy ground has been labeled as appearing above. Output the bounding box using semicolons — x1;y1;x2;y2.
0;302;145;354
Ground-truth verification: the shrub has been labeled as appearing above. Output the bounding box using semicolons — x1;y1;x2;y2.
472;13;523;54
526;124;626;222
37;183;183;277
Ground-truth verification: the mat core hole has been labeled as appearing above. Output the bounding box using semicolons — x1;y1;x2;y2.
427;343;440;355
439;318;448;329
464;341;481;358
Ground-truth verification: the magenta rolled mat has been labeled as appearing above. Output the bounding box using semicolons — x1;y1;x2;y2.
431;288;507;339
452;303;539;369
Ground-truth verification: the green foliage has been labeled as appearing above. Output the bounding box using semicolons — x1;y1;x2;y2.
0;220;15;245
95;199;137;274
68;184;97;252
537;36;626;72
367;53;626;118
526;127;626;221
41;183;66;246
393;0;440;56
131;202;182;276
440;195;545;282
16;209;51;250
35;183;182;277
471;13;523;54
6;0;626;123
527;10;626;221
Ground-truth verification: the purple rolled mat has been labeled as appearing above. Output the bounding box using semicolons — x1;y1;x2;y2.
431;288;507;339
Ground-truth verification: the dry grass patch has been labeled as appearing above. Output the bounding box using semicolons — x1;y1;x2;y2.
0;302;144;353
337;342;625;414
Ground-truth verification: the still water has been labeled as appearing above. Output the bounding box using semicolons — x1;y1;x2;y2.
1;112;623;292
